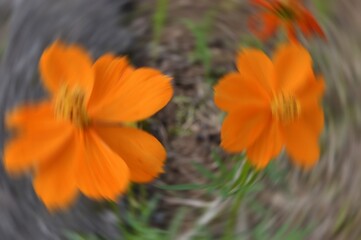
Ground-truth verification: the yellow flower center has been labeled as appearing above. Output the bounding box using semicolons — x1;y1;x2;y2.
54;85;89;127
271;92;301;123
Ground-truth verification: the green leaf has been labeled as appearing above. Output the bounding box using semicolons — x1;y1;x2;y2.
167;208;188;239
153;0;169;45
192;162;216;180
141;195;160;223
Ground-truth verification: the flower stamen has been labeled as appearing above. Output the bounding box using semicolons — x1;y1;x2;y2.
54;85;89;127
271;92;300;123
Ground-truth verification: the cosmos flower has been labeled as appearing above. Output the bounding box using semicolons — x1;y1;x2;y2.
249;0;326;42
4;41;173;210
214;43;325;169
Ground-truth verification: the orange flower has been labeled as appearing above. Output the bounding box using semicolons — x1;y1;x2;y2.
214;43;325;169
249;0;326;42
4;41;173;210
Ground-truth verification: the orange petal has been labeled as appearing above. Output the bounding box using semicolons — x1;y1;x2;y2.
298;9;326;39
88;54;134;111
6;102;53;131
76;130;129;200
297;74;325;108
94;125;166;183
282;119;320;168
88;68;173;122
236;49;275;94
4;105;73;174
285;23;298;43
247;120;283;169
39;41;94;99
214;73;269;112
221;108;270;153
248;12;279;41
297;18;312;37
273;43;312;92
300;103;324;135
33;131;80;210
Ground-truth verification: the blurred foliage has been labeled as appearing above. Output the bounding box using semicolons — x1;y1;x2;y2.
248;200;313;240
170;95;196;137
239;34;264;50
311;0;334;18
183;10;216;84
157;152;262;198
252;222;311;240
122;187;188;240
152;0;169;57
66;151;311;240
158;151;262;239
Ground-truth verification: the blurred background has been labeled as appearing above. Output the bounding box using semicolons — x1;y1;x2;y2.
0;0;360;239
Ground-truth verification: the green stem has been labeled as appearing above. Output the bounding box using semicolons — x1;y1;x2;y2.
223;192;244;240
127;183;139;214
223;156;259;239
